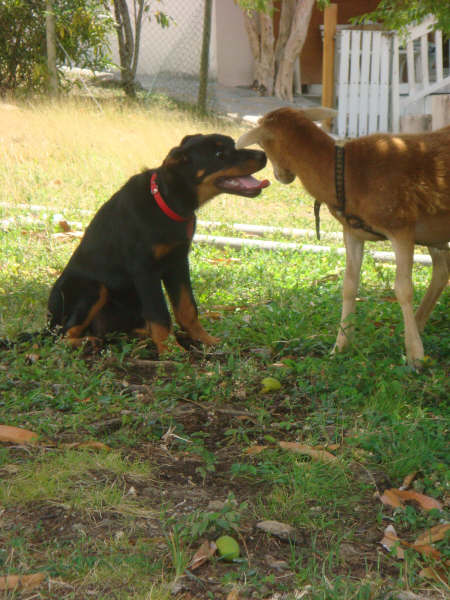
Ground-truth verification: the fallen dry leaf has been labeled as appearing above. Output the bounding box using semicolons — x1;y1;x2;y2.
64;441;111;451
312;273;340;286
52;231;84;240
206;257;241;264
57;219;71;232
264;554;290;571
256;520;296;541
419;565;449;585
201;311;223;320
380;488;442;511
226;588;240;600
410;489;442;510
188;540;217;571
400;471;417;490
0;425;38;444
315;443;340;451
380;489;404;509
414;523;450;546
25;353;40;364
0;572;46;591
409;543;441;560
210;304;241;312
244;445;268;456
379;524;405;559
279;441;337;463
394;592;430;600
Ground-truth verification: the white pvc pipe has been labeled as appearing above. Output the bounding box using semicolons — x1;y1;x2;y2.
198;220;343;241
0;205;432;266
194;234;432;266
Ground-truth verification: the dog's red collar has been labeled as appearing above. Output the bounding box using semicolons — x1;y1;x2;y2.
150;172;188;222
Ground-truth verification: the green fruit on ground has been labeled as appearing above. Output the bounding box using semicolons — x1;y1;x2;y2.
261;376;281;392
215;535;240;560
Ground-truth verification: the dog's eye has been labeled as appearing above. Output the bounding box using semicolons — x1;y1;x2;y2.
215;150;225;160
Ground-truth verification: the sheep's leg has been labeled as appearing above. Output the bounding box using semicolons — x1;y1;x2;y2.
333;228;364;353
415;246;449;333
390;234;424;367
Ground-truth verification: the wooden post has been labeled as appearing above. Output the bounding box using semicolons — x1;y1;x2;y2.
46;0;58;95
400;114;432;133
431;95;450;129
321;3;338;130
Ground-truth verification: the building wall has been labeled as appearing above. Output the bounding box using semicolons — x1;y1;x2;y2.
214;0;254;86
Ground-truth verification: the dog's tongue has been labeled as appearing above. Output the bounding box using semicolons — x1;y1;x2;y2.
221;175;270;191
239;175;270;190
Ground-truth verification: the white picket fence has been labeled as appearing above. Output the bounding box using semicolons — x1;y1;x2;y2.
335;16;450;137
391;16;450;132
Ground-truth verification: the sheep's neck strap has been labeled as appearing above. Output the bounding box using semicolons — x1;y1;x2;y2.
334;144;346;215
334;144;385;240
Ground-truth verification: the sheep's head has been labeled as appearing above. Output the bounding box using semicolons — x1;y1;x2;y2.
236;107;337;185
236;118;296;184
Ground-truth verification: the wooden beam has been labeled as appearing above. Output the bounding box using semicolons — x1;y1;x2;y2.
321;3;338;130
431;95;450;129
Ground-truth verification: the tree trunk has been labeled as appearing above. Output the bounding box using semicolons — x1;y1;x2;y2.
259;10;275;95
274;0;315;101
242;5;275;95
242;10;264;88
131;0;145;79
113;0;140;97
274;0;295;73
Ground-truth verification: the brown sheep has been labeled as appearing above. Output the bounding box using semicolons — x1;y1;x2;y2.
237;107;450;368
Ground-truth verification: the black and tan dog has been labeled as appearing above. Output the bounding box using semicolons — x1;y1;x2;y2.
48;134;268;353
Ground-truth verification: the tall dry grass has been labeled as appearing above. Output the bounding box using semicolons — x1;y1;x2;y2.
0;99;238;213
0;98;331;228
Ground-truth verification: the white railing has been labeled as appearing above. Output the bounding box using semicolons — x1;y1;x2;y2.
336;28;393;137
335;16;450;137
391;15;450;132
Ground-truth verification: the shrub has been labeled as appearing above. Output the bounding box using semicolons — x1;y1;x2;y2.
0;0;114;95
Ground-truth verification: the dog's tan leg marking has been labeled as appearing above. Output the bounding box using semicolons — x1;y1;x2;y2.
174;286;219;345
66;284;109;340
134;321;171;354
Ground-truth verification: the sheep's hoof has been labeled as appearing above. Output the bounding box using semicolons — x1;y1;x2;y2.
407;356;426;372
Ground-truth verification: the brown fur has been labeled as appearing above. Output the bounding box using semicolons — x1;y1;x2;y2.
237;107;450;367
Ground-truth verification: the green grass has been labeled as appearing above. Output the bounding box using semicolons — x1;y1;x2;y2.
0;95;448;600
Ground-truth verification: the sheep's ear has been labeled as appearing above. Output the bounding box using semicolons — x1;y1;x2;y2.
236;126;267;149
303;107;338;122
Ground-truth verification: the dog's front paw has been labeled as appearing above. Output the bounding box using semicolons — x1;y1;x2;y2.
184;321;219;346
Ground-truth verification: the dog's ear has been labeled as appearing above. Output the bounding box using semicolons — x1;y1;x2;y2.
163;145;190;167
180;134;203;146
163;134;205;167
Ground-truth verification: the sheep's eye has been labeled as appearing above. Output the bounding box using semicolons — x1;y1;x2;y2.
215;150;225;159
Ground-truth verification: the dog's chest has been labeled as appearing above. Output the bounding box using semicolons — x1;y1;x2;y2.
151;216;195;261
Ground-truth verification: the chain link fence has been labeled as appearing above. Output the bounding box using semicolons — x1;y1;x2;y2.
112;0;218;111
